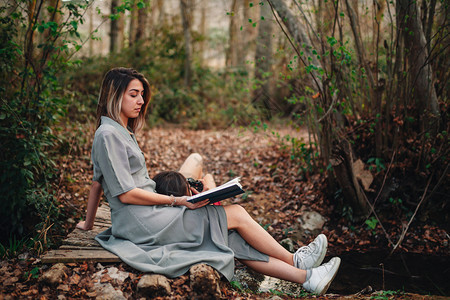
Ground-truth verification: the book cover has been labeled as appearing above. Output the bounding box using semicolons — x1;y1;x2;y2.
187;177;244;204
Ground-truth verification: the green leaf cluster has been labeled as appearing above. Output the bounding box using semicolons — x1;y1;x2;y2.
0;1;87;245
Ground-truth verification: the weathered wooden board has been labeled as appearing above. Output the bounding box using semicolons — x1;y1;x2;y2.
42;249;121;263
41;204;120;264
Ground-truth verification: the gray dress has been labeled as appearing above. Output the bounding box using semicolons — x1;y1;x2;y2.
92;117;268;280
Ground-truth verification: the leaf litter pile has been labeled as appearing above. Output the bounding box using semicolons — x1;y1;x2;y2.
1;125;448;299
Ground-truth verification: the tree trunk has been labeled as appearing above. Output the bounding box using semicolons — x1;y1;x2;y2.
117;9;125;50
239;0;254;67
424;0;437;54
180;0;193;87
397;0;439;132
156;0;166;25
110;0;119;53
135;0;150;43
129;0;138;46
331;140;371;220
226;0;239;67
198;0;206;66
344;0;375;110
253;0;274;117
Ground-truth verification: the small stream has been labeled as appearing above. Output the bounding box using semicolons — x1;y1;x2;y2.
233;251;450;296
331;251;449;296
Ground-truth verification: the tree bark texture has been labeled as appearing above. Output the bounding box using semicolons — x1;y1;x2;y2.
180;0;193;87
128;1;138;46
345;0;375;110
331;140;371;219
396;0;439;131
135;0;150;42
110;0;120;53
253;0;274;117
198;0;206;66
226;0;239;67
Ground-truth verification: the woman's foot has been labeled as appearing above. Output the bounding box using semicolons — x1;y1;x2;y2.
293;234;328;269
303;257;341;295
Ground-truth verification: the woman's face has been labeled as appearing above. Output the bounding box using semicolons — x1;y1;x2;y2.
120;79;145;126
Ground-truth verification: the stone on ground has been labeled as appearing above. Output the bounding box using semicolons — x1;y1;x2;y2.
189;263;221;298
39;263;68;286
137;274;172;297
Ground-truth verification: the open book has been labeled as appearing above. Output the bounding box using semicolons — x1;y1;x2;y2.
187;177;244;204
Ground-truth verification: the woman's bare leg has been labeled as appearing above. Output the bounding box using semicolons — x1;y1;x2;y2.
241;257;307;284
179;153;203;180
224;204;294;265
202;173;216;190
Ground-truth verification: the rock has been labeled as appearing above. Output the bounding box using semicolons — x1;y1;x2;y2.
300;211;326;232
280;238;295;252
40;263;68;286
18;252;29;260
92;266;128;300
95;283;126;300
259;274;304;295
104;266;129;283
189;264;221;298
137;274;171;297
232;268;265;292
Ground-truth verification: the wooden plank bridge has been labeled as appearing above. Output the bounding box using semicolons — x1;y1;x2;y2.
41;204;120;263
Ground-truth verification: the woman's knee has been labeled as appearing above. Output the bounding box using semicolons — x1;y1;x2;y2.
188;153;203;165
225;204;250;229
180;153;203;179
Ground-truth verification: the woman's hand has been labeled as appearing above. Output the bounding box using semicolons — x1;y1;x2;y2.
175;196;209;209
76;220;93;231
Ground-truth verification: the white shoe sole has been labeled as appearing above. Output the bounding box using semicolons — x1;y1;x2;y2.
312;234;328;268
315;257;341;296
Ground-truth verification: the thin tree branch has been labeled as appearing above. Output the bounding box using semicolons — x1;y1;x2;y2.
266;0;323;96
361;188;395;247
389;170;436;255
371;150;396;208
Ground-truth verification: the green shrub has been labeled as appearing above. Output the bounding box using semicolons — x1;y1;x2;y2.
0;1;87;244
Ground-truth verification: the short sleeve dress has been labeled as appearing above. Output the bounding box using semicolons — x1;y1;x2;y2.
92;117;268;280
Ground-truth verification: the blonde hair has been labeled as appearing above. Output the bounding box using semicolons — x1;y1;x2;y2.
96;67;151;132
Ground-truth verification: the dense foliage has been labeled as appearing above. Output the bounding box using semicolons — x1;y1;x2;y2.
0;1;89;247
65;31;260;129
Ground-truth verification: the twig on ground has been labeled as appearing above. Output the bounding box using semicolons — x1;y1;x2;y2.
390;172;433;256
361;190;395;247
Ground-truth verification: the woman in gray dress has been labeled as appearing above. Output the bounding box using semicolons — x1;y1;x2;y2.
78;67;341;295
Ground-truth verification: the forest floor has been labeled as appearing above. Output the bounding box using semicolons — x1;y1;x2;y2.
1;124;449;299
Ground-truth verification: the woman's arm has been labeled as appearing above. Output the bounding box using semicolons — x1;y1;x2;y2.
76;181;103;230
119;187;210;209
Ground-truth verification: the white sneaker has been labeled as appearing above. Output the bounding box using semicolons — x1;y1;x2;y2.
303;257;341;295
293;234;328;269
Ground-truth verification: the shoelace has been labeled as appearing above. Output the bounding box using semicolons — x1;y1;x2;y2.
297;242;317;257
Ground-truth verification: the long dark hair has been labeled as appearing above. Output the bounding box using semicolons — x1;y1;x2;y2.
96;67;151;132
153;171;190;197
